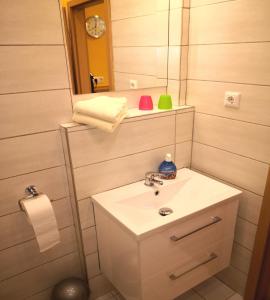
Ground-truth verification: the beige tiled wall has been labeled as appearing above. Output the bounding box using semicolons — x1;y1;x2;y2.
111;0;190;104
0;0;82;299
187;0;270;295
63;107;194;295
110;0;169;91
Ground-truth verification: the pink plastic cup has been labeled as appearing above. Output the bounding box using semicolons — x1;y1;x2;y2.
139;95;153;110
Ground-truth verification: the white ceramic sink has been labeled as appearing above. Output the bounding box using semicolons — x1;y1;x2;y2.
92;168;241;239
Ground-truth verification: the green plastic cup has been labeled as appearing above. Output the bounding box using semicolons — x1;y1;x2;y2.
158;95;172;110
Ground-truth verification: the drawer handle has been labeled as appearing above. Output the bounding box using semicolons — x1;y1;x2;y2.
169;252;218;280
170;216;222;242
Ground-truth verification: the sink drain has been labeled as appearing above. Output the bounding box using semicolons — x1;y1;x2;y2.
159;207;173;216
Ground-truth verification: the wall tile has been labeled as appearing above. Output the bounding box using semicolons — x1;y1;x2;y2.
0;226;77;281
0;131;65;179
0;0;63;45
169;8;182;45
231;242;252;275
167;80;180;105
74;145;175;199
114;72;167;91
78;198;95;229
112;12;168;47
69;115;175;168
156;0;170;10
175;141;192;168
89;275;114;300
176;112;194;142
110;0;169;20
170;0;184;9
0;197;73;251
190;0;270;44
188;43;270;85
186;80;270;126
113;46;167;78
0;252;81;300
0;46;69;94
0;166;69;217
235;218;257;251
190;0;235;7
86;252;100;279
238;190;262;225
192;142;268;195
82;227;98;255
156;46;169;79
27;288;52;300
0;90;72;138
168;46;181;79
193;113;270;163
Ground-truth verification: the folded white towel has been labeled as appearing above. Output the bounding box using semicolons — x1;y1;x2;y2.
72;112;126;133
73;96;128;123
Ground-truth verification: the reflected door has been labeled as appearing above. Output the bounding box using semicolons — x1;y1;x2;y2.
64;0;113;94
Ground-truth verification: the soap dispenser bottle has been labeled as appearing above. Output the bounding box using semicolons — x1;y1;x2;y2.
158;153;177;180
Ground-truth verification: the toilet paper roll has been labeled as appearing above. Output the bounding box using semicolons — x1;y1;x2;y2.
20;194;60;252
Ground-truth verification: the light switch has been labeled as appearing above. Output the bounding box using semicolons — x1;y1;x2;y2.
224;92;241;108
129;79;138;89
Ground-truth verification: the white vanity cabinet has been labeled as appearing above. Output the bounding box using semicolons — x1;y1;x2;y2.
93;169;241;300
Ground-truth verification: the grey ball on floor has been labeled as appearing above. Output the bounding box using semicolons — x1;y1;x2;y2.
51;277;90;300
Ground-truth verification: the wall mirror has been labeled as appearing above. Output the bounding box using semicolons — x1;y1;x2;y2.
61;0;169;94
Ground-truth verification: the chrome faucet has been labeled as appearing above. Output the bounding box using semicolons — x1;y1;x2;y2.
144;172;163;187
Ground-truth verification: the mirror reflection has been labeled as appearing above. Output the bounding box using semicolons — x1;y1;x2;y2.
61;0;169;94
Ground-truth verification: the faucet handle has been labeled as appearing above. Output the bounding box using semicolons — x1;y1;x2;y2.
144;172;163;186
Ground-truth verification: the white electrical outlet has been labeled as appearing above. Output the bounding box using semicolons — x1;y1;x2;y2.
224;92;241;108
129;79;138;89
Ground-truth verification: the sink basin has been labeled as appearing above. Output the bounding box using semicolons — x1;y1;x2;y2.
92;168;241;239
116;178;189;210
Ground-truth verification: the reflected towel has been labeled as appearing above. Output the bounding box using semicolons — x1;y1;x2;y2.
72;112;126;133
73;96;128;123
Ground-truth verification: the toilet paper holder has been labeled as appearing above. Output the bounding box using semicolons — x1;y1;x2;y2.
19;185;40;212
25;185;39;197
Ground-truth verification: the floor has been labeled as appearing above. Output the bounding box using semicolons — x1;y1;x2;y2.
96;277;243;300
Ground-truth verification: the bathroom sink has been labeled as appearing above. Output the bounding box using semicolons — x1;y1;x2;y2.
92;168;241;239
93;169;242;299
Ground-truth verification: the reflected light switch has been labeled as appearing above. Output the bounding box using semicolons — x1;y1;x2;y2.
129;79;138;89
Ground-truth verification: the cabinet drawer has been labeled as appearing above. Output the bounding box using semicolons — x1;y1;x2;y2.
141;237;232;300
140;199;238;279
